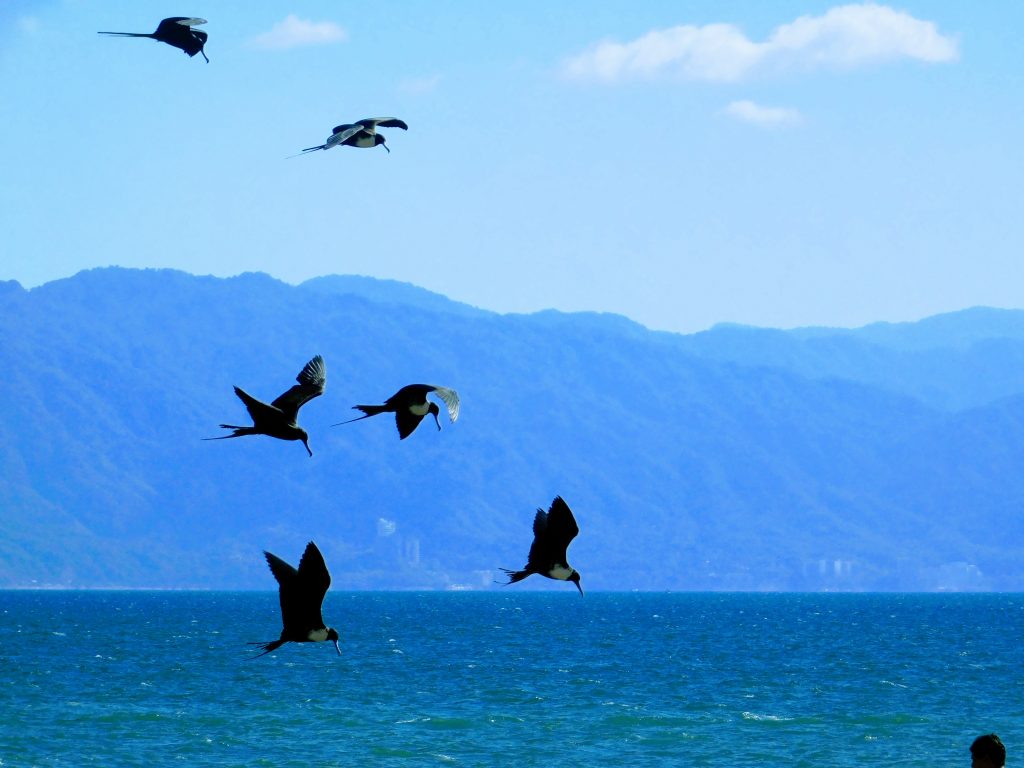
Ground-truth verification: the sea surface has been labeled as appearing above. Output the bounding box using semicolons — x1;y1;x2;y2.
0;592;1021;767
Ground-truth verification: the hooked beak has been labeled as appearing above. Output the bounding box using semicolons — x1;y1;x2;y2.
382;143;390;154
332;638;341;655
574;579;584;596
303;439;313;457
432;412;441;431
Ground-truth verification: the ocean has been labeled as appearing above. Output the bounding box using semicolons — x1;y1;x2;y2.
1;592;1020;767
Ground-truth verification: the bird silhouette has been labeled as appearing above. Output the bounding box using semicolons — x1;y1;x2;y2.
204;355;325;456
294;117;408;156
500;496;583;595
250;541;340;658
333;384;459;440
98;17;209;62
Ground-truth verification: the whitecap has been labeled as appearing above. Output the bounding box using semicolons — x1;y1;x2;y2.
742;711;793;722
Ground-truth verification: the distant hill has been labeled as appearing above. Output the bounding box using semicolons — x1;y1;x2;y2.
1;267;1022;590
300;274;488;319
676;309;1024;411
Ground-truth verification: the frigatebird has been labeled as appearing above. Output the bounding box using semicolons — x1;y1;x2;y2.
98;17;210;62
250;541;340;658
205;355;325;456
294;117;408;156
333;384;459;440
500;496;584;595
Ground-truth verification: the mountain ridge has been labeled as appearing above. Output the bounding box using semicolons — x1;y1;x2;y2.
2;267;1022;590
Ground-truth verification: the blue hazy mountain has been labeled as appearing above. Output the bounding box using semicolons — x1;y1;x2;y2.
1;268;1022;590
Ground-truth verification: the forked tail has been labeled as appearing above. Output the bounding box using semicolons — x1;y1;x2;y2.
97;31;153;37
497;568;530;585
286;145;326;159
331;404;386;427
202;425;257;440
247;639;285;658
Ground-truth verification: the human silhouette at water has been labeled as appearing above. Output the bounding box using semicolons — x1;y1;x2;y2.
971;734;1006;768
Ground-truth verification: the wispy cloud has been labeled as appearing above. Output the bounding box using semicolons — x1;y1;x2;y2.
398;74;441;95
724;100;802;127
562;3;958;83
17;16;41;35
249;15;347;51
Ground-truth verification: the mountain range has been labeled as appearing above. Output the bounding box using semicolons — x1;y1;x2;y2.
1;268;1022;590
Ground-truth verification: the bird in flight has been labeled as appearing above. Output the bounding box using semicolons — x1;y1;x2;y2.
205;355;325;456
250;541;340;658
98;17;210;63
294;117;408;156
500;496;583;595
334;384;459;440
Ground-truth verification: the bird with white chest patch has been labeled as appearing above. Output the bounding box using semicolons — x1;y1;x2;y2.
250;541;340;658
333;384;459;440
500;496;584;595
293;117;408;156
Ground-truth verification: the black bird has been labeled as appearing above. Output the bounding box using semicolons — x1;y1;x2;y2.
500;496;583;595
250;541;340;658
295;117;408;155
205;355;325;456
333;384;459;440
98;17;210;62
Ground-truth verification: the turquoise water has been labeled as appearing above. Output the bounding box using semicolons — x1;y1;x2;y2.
1;592;1021;767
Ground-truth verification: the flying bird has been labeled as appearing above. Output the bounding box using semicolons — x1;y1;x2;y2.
250;541;340;658
500;496;583;595
333;384;459;440
294;117;408;156
204;355;325;456
98;16;209;62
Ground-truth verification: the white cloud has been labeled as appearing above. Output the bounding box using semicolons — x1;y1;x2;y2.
249;15;347;51
562;3;958;83
724;100;802;127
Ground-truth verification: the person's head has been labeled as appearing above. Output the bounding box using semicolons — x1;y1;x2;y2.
971;734;1006;768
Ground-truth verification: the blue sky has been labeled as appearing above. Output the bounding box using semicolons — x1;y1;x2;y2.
1;1;1021;333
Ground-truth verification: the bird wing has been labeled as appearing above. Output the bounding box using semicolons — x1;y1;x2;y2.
395;409;424;440
544;496;579;560
429;386;460;422
386;384;429;407
264;550;302;631
527;496;578;568
296;541;331;630
525;507;550;569
357;117;408;132
271;355;326;421
233;387;283;424
155;17;205;35
326;125;366;149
